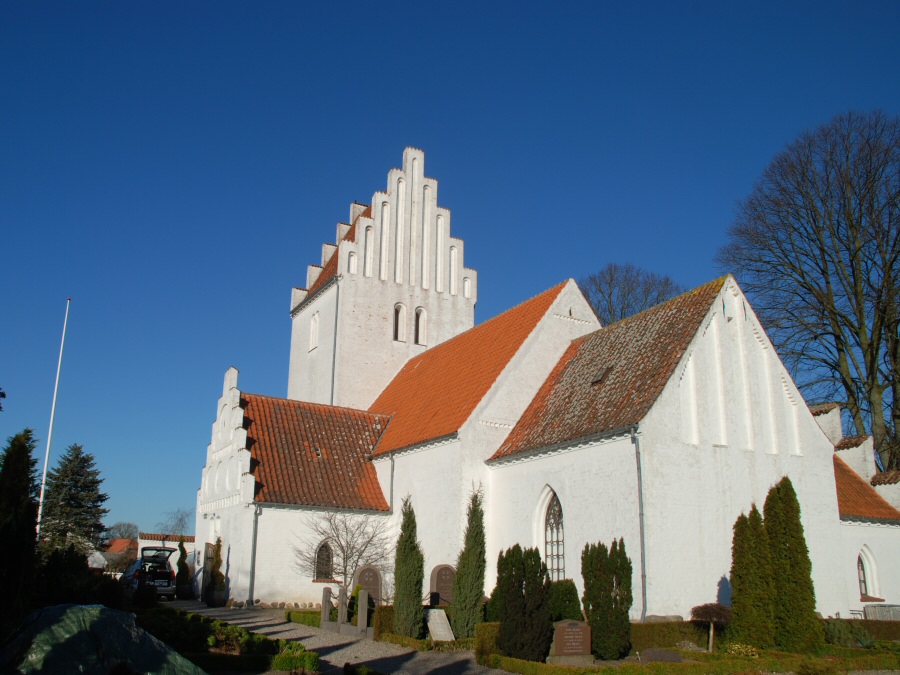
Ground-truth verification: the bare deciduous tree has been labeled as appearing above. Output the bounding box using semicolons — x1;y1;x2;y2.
106;521;139;540
578;263;685;326
155;507;193;536
718;110;900;469
292;510;393;591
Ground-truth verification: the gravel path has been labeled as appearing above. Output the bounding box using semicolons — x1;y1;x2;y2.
170;600;508;675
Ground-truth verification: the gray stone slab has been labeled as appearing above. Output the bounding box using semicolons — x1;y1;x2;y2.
425;608;455;642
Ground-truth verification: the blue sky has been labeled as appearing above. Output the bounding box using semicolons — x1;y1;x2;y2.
2;2;898;534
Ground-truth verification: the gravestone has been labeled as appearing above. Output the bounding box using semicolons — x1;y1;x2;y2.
337;586;348;624
424;608;455;642
357;590;369;634
355;565;382;605
320;587;332;625
430;565;456;606
548;620;591;657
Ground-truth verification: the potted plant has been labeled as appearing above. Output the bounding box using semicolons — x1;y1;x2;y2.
175;536;193;600
206;536;227;607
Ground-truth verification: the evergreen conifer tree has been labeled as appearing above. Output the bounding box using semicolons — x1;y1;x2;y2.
451;490;486;638
495;544;552;661
764;478;824;652
582;539;632;659
40;443;109;553
0;429;40;633
393;496;425;638
729;506;775;647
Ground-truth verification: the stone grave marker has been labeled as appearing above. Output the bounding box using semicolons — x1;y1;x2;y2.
424;608;455;642
431;565;455;606
356;565;382;605
549;620;591;657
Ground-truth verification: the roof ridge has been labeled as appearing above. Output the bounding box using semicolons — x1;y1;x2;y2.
241;392;389;419
599;275;729;331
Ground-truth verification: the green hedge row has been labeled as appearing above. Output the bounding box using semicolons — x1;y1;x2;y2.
285;609;322;628
850;619;900;641
629;621;708;653
475;622;501;665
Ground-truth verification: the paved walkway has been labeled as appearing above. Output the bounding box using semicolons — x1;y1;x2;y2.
170;600;508;675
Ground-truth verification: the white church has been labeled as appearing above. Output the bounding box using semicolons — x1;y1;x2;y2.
195;148;900;620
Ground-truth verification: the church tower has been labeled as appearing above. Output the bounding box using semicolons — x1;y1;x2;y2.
287;147;478;410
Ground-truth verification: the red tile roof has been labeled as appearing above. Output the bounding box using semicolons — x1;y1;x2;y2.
243;393;390;511
834;455;900;523
835;435;869;450
871;470;900;487
492;277;727;460
369;282;568;455
105;538;137;554
306;206;368;296
139;533;195;543
809;402;840;416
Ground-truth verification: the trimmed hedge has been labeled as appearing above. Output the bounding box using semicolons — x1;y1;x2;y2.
629;621;707;654
272;649;320;671
286;609;322;628
475;622;501;665
852;619;900;641
372;605;394;641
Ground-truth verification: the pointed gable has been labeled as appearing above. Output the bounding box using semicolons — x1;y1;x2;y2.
492;277;727;460
834;454;900;524
369;282;568;455
243;393;390;511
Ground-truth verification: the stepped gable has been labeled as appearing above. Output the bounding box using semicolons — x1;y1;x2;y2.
834;454;900;523
369;281;568;455
871;470;900;487
243;393;390;511
492;277;727;460
306;206;370;296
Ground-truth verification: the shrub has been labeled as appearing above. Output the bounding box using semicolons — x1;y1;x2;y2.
210;537;226;592
726;643;759;658
495;545;552;662
393;497;425;638
285;609;321;628
582;539;632;659
373;605;394;641
764;478;824;652
271;642;319;672
176;537;191;599
853;619;900;641
729;506;775;648
691;603;732;651
548;579;582;621
451;490;486;638
475;622;501;665
344;664;387;675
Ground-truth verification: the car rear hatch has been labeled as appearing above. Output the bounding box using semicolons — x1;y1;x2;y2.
140;547;176;589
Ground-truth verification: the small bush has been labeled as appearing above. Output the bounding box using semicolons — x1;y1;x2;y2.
271;648;319;672
725;643;759;658
372;605;394;641
344;664;387;675
285;609;321;628
475;622;501;665
548;579;582;621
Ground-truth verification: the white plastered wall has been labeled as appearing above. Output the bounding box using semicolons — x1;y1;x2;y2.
636;278;846;617
839;522;900;613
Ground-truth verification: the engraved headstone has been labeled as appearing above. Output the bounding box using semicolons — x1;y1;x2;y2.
432;565;455;606
425;608;455;642
549;620;591;657
355;565;382;605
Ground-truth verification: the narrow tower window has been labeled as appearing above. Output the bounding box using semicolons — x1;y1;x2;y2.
364;226;374;277
393;304;407;342
545;492;565;581
348;251;358;275
450;246;458;296
463;277;471;299
414;307;427;346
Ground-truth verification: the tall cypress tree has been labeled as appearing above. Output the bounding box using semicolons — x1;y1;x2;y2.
40;443;109;553
393;496;425;638
496;544;552;661
451;490;486;638
729;506;775;648
764;478;824;652
583;539;632;659
0;429;40;634
496;545;525;657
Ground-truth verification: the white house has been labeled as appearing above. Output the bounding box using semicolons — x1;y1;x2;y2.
195;148;900;618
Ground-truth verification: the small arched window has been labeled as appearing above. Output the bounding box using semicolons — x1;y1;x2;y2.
545;493;565;581
858;555;869;597
309;313;319;351
393;304;407;342
348;251;358;274
315;542;333;580
414;307;427;345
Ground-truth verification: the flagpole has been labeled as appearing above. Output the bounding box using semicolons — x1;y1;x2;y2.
37;298;71;537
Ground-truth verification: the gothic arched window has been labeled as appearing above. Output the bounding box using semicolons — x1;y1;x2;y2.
545;493;565;581
315;542;333;580
858;554;868;597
